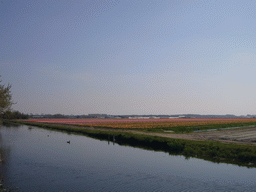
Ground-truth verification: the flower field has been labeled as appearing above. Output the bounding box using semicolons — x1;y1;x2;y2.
18;118;256;132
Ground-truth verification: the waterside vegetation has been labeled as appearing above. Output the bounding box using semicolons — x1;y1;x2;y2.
10;120;256;168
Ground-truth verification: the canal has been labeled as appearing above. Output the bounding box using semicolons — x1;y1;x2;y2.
0;124;256;191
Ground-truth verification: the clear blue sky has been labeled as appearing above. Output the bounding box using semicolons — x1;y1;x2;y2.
1;0;256;115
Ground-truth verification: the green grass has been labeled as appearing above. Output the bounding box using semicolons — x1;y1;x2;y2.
9;120;256;168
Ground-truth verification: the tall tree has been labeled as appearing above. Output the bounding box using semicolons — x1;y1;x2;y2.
0;77;13;116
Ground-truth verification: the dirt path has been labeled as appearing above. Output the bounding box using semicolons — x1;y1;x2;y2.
140;127;256;145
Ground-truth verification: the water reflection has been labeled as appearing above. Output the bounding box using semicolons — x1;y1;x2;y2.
0;124;256;191
0;131;11;190
2;121;21;128
108;135;116;145
0;133;10;164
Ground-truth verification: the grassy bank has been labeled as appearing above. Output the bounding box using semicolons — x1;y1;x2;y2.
9;120;256;168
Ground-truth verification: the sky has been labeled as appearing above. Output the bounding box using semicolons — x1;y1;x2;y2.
1;0;256;116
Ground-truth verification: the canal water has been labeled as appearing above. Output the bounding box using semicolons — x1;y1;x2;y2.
0;124;256;191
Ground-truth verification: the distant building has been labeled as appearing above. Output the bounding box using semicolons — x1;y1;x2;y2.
128;116;150;119
88;114;108;118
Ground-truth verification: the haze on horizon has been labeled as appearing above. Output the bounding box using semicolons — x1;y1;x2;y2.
1;0;256;116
